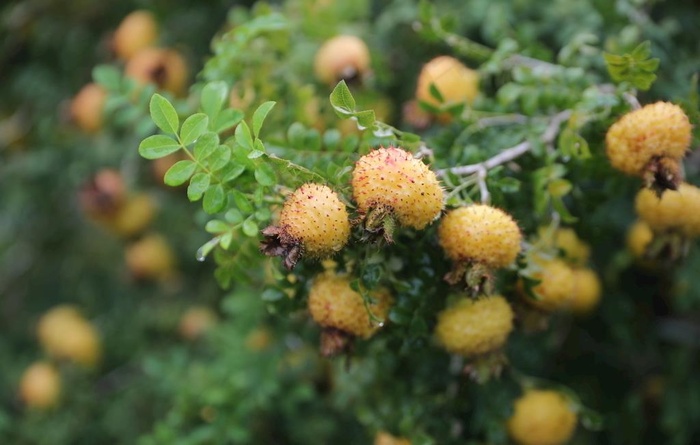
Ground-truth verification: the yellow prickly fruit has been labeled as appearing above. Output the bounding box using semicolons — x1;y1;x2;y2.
438;205;522;268
374;431;411;445
178;306;218;341
635;183;700;237
539;227;590;266
125;47;189;96
415;55;479;120
570;268;602;315
523;258;575;311
307;272;393;339
605;102;691;176
280;183;351;255
314;35;370;85
19;362;61;409
37;307;101;368
627;220;654;258
113;10;158;60
351;146;444;229
435;296;514;357
507;389;578;445
108;193;157;238
70;83;107;133
125;233;176;280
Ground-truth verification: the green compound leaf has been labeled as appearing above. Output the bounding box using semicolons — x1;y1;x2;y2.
187;173;211;202
92;65;121;91
330;80;356;116
254;162;276;186
252;101;276;138
193;132;219;161
139;135;181;159
235;121;254;152
603;41;659;91
200;81;229;117
203;184;226;214
163;160;197;186
179;113;209;146
212;108;244;134
149;94;179;135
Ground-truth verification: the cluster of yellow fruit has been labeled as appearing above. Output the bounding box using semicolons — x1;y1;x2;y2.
519;228;602;315
607;102;700;261
78;168;176;282
20;306;101;409
70;10;189;134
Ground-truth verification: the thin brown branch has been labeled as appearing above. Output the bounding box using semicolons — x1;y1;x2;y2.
437;110;572;178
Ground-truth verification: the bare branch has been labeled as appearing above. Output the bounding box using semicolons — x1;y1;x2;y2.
437;110;572;178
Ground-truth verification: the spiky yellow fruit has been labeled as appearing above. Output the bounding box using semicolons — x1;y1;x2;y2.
375;431;411;445
522;258;575;311
352;147;444;230
308;272;393;339
113;10;158;60
262;184;350;269
605;102;691;176
438;205;521;268
635;183;700;237
125;233;176;280
281;184;350;254
178;306;218;341
70;83;107;133
435;296;514;357
570;268;602;315
627;220;654;258
416;56;479;114
507;389;577;445
314;35;370;85
20;362;61;409
37;307;101;368
125;47;188;96
539;227;590;266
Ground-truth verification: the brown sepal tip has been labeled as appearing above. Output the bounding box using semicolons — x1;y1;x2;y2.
260;225;303;270
319;327;354;357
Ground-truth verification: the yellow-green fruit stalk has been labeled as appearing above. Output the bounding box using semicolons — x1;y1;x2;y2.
351;146;444;234
438;205;522;268
635;183;700;237
522;258;575;312
415;55;479;121
435;296;514;357
570;268;602;315
627;220;654;258
261;183;350;270
314;35;370;86
605;102;691;184
507;389;578;445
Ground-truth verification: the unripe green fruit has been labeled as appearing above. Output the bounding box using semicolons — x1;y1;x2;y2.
314;35;370;85
606;102;691;177
438;205;521;268
351;146;444;230
307;271;392;339
435;295;514;357
507;389;577;445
